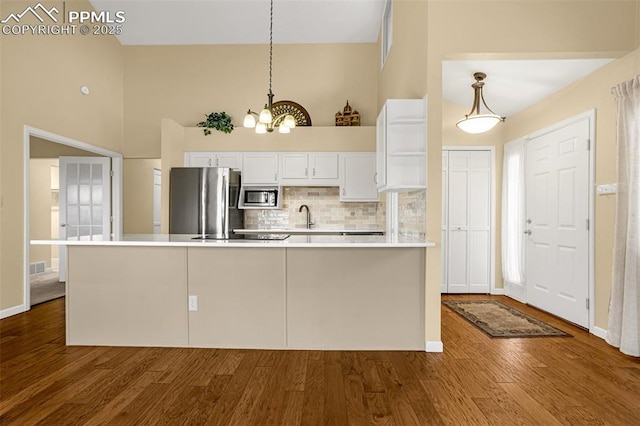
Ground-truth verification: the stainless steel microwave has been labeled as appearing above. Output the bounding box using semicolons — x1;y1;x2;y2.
239;186;281;209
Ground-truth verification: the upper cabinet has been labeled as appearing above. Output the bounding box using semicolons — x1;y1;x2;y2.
280;153;339;186
242;154;279;184
340;153;378;202
184;152;242;170
376;98;427;192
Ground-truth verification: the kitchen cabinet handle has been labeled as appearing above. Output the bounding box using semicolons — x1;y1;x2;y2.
274;173;278;181
305;168;308;176
313;168;316;176
215;158;220;166
342;188;346;196
524;230;532;235
374;172;377;184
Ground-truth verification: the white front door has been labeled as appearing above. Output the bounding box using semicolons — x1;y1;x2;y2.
443;150;492;294
59;157;112;281
525;118;590;327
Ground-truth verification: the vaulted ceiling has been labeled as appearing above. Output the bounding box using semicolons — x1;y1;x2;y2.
90;0;617;118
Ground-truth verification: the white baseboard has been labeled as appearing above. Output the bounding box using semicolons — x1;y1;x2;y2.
426;341;443;353
0;304;27;319
491;288;505;295
591;326;607;340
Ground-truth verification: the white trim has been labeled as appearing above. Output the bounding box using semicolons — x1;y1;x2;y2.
425;341;443;352
381;0;393;69
442;146;496;295
23;126;31;311
491;288;505;295
0;304;27;320
591;326;607;340
21;126;123;319
586;110;597;339
111;157;123;239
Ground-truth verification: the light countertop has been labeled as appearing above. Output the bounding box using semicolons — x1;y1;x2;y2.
233;228;385;235
31;234;436;248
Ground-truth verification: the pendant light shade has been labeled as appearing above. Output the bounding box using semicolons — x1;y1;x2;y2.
255;122;268;134
243;112;256;128
456;72;505;134
243;0;292;134
283;114;296;129
278;124;291;133
456;114;502;134
259;106;273;124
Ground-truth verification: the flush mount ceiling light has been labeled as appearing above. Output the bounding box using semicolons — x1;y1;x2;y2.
243;0;295;134
456;72;506;134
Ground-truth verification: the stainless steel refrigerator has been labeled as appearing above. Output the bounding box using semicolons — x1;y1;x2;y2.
169;167;243;238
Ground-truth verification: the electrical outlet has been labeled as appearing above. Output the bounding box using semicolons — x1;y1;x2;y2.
188;295;198;311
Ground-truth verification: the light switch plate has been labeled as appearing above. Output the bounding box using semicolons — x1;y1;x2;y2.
188;295;198;311
596;183;617;195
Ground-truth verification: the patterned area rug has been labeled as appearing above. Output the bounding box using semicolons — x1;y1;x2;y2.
443;300;571;338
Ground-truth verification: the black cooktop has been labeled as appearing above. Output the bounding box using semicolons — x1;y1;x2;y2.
191;234;290;241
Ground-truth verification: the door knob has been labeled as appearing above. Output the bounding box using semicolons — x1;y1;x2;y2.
526;218;532;224
524;230;532;235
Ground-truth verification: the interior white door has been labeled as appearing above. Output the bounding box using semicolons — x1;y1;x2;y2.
59;157;112;281
444;150;491;293
525;118;589;327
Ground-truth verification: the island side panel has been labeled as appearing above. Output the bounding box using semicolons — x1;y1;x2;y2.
286;247;425;350
67;246;188;346
187;247;286;349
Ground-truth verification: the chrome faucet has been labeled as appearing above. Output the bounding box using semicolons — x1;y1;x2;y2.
298;204;313;229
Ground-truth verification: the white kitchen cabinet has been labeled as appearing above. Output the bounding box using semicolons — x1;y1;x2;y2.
184;152;242;170
281;154;309;179
340;153;379;202
279;153;339;186
376;98;427;192
242;154;279;184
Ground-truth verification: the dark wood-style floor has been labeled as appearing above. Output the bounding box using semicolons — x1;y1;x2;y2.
1;295;639;425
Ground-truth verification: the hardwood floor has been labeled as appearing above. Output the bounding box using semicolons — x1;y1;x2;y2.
1;295;639;425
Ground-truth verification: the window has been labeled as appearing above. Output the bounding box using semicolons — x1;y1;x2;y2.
381;0;393;68
501;140;525;287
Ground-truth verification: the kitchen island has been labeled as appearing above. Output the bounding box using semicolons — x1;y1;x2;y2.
32;235;435;351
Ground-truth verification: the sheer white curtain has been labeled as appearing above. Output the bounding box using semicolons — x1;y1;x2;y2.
502;140;526;288
608;77;640;357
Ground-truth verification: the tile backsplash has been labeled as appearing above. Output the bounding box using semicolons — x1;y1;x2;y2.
244;186;427;238
244;187;385;230
398;190;427;239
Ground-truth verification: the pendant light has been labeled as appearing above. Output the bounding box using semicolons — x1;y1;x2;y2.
456;72;506;134
243;0;295;134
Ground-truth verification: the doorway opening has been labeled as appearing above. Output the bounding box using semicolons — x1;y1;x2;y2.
503;111;595;330
23;126;122;311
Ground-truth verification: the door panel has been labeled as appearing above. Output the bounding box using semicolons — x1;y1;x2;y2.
525;118;589;327
470;230;490;290
447;230;468;293
443;150;492;294
59;157;111;281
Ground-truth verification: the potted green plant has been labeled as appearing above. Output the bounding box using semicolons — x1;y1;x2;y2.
197;112;234;135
